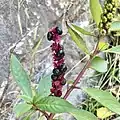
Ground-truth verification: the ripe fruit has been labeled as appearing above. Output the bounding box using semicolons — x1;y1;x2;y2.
47;32;53;41
60;63;67;72
53;68;60;75
51;74;58;81
61;79;66;85
56;27;63;35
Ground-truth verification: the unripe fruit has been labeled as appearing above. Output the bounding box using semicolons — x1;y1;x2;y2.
100;29;107;36
99;22;103;28
54;90;62;97
107;13;113;20
102;16;107;23
56;27;63;35
103;9;107;14
106;3;113;11
47;32;53;41
105;22;111;29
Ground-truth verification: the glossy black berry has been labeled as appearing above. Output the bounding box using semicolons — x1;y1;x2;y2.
56;50;65;57
47;32;53;41
60;63;67;72
51;74;57;81
53;68;60;75
61;79;66;85
56;27;63;35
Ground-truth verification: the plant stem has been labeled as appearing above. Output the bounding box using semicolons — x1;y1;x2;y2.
48;35;101;119
33;103;49;120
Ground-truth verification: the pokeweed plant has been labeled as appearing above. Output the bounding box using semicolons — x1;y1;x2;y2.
10;0;120;120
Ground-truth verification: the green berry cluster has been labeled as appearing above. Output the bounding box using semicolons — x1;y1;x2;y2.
99;0;117;35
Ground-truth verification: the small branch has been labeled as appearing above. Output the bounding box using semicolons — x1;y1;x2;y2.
32;104;49;120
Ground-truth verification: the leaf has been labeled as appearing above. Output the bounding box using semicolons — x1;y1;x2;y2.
71;24;95;36
97;107;115;119
90;56;107;72
109;21;120;31
70;109;97;120
68;27;89;54
32;37;42;58
104;45;120;54
19;95;32;102
14;103;32;117
84;88;120;115
98;42;109;51
10;54;32;97
35;96;75;113
90;0;102;26
37;75;52;97
35;96;97;119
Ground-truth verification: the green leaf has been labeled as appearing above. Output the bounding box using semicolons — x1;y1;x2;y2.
98;42;109;51
68;27;89;54
90;0;102;26
71;24;95;36
35;96;75;113
84;88;120;115
37;75;52;97
10;54;32;97
14;103;32;117
70;109;97;120
19;95;32;102
109;21;120;31
90;56;107;73
104;45;120;54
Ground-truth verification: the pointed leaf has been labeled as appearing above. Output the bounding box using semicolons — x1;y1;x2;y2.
35;96;75;113
10;54;32;97
97;107;115;119
14;103;32;117
71;24;95;36
84;88;120;115
90;0;102;26
98;42;109;51
71;109;97;120
90;56;107;72
37;75;52;97
19;95;32;102
104;45;120;54
109;21;120;31
68;27;89;54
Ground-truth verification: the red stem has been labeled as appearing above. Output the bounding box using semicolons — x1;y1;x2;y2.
48;35;101;120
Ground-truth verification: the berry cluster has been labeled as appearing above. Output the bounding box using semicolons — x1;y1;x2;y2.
99;0;117;35
47;27;67;97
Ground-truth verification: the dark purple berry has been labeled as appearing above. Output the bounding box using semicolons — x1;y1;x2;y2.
60;63;67;72
47;32;53;41
61;79;66;85
54;90;62;97
56;50;65;57
56;27;63;35
53;68;60;75
51;74;57;81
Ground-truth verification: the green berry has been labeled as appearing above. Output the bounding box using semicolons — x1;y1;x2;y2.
112;7;116;14
106;3;113;11
105;22;111;29
102;16;108;23
103;9;107;14
107;13;113;20
99;22;103;28
100;29;107;36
